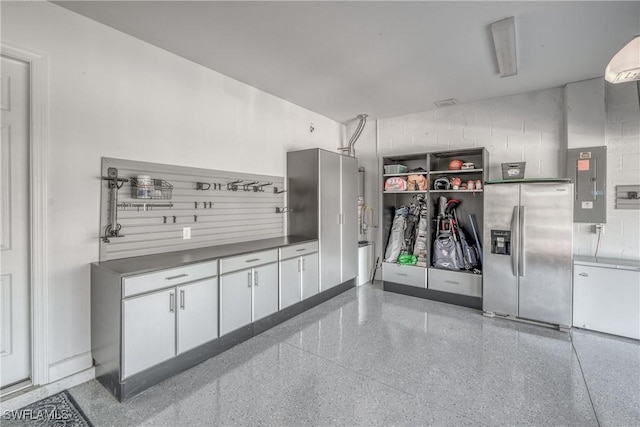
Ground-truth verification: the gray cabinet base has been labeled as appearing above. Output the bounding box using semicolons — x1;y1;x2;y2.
98;278;356;402
383;281;482;310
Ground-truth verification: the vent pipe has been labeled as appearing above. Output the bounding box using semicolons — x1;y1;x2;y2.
338;114;368;157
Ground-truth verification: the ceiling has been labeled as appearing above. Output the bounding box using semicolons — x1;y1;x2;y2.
54;1;640;123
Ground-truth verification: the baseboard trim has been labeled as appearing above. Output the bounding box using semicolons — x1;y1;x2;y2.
49;351;93;383
0;367;94;412
383;281;483;310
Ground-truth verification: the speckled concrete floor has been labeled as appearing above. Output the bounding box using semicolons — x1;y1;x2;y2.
68;283;639;426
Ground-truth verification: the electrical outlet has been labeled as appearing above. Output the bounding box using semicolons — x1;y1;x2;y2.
594;224;605;235
182;227;191;239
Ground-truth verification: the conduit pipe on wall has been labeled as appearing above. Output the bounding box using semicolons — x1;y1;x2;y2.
339;114;368;157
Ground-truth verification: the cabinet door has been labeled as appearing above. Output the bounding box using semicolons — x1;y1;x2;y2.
123;289;176;378
220;269;253;336
253;262;279;321
302;252;319;300
177;278;218;354
319;150;342;290
280;257;302;309
341;155;359;282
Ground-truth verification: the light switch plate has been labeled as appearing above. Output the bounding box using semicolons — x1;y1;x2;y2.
182;227;191;239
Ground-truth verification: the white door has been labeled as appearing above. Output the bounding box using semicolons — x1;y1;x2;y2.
252;263;278;321
122;289;176;378
301;252;319;300
280;257;301;309
177;278;218;354
340;156;359;282
219;269;253;336
0;55;31;388
319;151;341;290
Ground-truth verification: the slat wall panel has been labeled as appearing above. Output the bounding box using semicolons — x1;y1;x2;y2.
100;158;286;261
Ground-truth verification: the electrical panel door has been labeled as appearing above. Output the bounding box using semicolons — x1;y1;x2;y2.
567;146;606;223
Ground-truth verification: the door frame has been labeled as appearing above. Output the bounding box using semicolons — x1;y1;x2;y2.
1;43;49;387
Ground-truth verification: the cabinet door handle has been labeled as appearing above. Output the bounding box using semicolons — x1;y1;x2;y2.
247;271;252;287
302;258;306;271
579;272;588;277
169;292;175;313
298;259;301;272
254;270;259;286
396;272;408;277
180;289;185;309
166;273;188;281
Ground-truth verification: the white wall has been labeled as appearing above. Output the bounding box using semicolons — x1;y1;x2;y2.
362;84;640;268
2;2;343;379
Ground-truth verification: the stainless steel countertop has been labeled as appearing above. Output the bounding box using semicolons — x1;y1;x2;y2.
93;236;317;276
574;255;640;271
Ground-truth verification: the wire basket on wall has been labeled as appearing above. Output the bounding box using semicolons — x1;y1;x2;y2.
130;178;173;200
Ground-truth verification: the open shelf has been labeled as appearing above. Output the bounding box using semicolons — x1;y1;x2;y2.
381;147;488;309
430;168;483;175
430;189;483;194
383;190;428;194
383;172;428;177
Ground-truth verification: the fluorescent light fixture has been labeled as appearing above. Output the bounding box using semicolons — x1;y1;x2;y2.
490;17;517;78
605;35;640;84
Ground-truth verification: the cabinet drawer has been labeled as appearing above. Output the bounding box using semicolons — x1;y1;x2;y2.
280;241;319;260
220;249;278;274
382;263;426;288
428;269;482;297
123;260;218;298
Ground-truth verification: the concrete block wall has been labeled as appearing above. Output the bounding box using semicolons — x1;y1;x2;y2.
377;87;566;180
573;82;640;259
358;83;640;271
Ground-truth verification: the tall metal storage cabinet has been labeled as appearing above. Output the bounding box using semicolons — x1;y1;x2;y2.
287;149;358;291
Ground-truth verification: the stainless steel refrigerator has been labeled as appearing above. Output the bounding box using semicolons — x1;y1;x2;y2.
483;181;573;328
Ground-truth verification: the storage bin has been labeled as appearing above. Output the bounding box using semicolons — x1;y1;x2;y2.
384;164;408;174
501;162;526;179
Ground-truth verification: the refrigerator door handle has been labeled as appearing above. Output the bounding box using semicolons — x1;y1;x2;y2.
510;206;519;277
519;206;526;277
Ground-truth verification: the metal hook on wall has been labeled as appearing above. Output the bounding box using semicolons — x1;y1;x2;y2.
255;182;273;192
227;180;243;191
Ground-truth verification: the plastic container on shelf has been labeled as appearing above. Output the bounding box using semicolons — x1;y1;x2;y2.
135;175;153;199
384;164;408;174
501;162;526;179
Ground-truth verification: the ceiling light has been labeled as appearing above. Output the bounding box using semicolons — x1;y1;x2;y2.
490;17;517;78
605;35;640;84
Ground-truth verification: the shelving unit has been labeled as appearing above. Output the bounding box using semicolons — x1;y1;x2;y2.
381;148;488;309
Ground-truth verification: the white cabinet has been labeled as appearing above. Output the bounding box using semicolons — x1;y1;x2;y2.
123;288;176;378
253;263;279;320
177;278;218;354
122;263;219;378
573;261;640;339
280;247;319;308
301;252;319;300
220;269;253;336
280;257;302;309
220;252;279;336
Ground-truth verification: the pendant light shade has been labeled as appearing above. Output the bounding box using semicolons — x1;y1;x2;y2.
605;35;640;84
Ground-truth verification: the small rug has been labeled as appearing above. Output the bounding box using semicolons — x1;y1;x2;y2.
1;390;93;427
